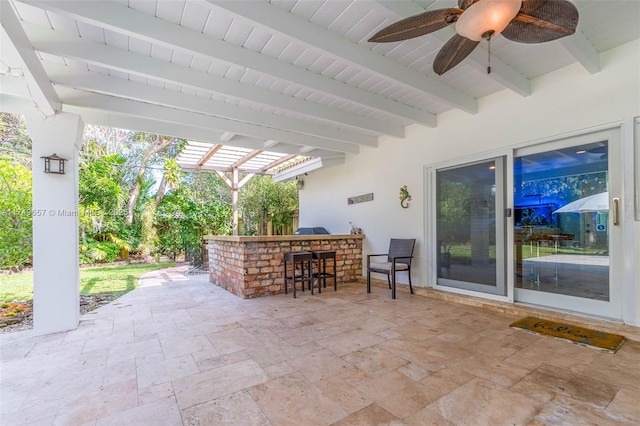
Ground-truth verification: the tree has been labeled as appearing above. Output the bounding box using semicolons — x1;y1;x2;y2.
125;133;177;225
155;184;232;262
0;159;32;269
239;175;298;235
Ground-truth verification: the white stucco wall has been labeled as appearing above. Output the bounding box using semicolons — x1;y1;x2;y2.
299;40;640;325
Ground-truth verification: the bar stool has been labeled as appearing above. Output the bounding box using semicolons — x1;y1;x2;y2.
283;251;313;298
312;250;337;292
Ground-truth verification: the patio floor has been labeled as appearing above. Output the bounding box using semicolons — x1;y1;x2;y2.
1;265;639;425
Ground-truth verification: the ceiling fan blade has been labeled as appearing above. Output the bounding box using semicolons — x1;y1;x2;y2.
433;34;479;75
458;0;479;10
368;8;462;43
502;0;579;44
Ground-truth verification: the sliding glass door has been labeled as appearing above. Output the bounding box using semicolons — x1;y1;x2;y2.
513;130;622;319
434;157;507;296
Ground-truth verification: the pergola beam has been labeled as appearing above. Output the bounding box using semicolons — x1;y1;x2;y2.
199;144;223;167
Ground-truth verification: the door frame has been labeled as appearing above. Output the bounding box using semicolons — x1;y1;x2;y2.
425;149;514;303
424;126;625;321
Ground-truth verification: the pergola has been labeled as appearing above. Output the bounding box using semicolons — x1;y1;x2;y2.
176;139;311;235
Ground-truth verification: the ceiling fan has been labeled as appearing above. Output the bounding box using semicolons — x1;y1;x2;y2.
369;0;579;75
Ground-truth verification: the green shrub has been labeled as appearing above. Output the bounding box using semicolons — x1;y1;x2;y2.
80;240;121;264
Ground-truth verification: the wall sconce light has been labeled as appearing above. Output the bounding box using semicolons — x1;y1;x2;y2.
296;176;304;190
41;153;67;174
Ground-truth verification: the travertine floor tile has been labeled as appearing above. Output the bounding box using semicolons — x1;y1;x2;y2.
181;390;270;426
2;268;638;426
529;394;627;425
95;398;182;426
172;358;268;409
249;372;346;426
426;377;538;425
330;403;404;426
356;370;438;419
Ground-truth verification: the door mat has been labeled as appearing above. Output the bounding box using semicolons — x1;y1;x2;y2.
510;316;625;353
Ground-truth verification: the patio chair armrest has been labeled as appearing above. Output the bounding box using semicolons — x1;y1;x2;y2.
391;256;413;263
367;253;387;266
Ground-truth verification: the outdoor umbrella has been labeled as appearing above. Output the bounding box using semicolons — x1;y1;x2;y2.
553;192;609;214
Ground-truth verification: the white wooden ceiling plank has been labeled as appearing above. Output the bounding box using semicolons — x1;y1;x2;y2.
76;21;104;44
181;1;211;33
171;50;193;68
202;12;233;39
150;44;173;62
25;0;423;124
322;61;349;79
307;55;336;74
224;67;248;82
104;29;128;50
87;63;108;75
57;87;361;154
307;1;346;29
326;2;371;35
12;1;50;26
260;35;291;60
128;38;152;56
39;51;67;65
1;1;59;116
223;18;254;46
239;69;262;86
208;61;231;77
46;10;78;35
243;29;272;52
288;0;323;20
276;42;306;64
209;0;455;118
268;80;289;94
47;65;376;147
155;0;185;25
292;49;322;69
190;56;212;72
24;21;403;137
128;0;156;16
346;10;385;43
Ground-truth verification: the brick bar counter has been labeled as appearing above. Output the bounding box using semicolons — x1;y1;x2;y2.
205;234;364;298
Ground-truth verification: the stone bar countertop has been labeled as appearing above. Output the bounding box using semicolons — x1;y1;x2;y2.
204;234;364;298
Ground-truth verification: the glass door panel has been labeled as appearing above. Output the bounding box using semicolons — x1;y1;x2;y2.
514;142;609;299
513;130;622;320
436;157;506;295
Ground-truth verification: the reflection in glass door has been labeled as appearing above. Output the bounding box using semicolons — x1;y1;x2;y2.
513;132;621;319
436;157;506;296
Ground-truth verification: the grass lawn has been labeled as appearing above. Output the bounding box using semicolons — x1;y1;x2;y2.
0;262;175;302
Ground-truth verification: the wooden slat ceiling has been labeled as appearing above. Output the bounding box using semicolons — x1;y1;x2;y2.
1;0;639;173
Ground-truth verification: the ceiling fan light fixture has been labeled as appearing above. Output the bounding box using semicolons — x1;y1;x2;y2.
456;0;522;41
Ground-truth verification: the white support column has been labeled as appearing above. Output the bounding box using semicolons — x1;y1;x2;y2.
232;168;239;236
26;112;84;335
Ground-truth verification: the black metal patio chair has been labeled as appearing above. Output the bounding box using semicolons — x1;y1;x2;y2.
366;238;416;299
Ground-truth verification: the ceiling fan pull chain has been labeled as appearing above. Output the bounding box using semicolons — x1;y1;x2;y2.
487;35;492;74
